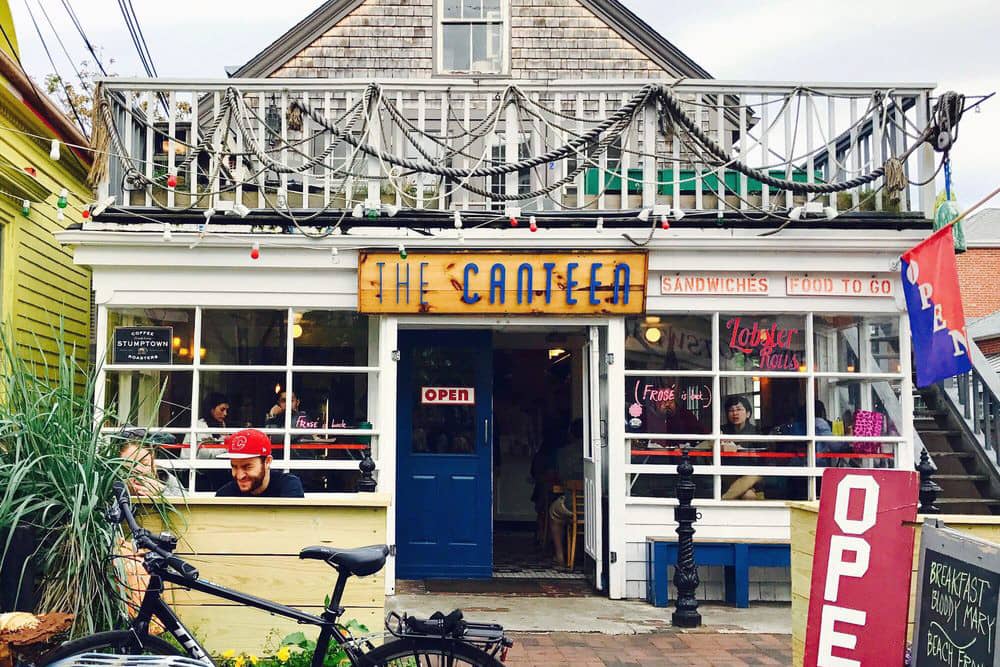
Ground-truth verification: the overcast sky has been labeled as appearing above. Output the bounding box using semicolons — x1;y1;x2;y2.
10;0;998;207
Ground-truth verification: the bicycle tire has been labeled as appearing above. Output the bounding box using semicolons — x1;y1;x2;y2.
39;630;181;665
362;637;504;666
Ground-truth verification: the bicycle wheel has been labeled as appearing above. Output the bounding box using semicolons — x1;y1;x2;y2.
363;637;504;666
39;630;181;665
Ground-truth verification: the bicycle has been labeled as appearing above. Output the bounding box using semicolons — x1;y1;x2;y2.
40;482;512;666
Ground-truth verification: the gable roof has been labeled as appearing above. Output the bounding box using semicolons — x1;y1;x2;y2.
232;0;713;79
963;208;1000;247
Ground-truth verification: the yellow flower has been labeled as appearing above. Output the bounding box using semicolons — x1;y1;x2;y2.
221;650;236;660
234;656;245;667
276;647;291;662
249;656;259;666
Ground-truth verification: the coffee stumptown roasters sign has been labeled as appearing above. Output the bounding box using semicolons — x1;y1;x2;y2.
358;251;647;315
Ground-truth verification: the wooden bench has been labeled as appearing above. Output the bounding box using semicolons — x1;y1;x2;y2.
645;537;790;609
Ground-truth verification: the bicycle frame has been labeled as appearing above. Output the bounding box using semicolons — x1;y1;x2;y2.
132;564;367;667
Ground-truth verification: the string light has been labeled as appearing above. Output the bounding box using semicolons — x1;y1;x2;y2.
81;208;90;219
529;216;538;232
505;206;521;228
330;246;339;260
57;188;68;209
166;172;177;188
596;217;604;233
162;224;172;242
49;139;60;160
660;215;670;230
398;243;407;259
637;208;651;222
20;200;29;217
250;240;260;260
453;210;462;229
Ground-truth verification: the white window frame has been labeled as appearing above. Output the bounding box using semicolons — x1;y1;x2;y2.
436;0;510;76
623;311;910;503
99;306;383;495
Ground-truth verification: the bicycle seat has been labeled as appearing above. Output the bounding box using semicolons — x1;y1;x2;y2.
299;544;388;577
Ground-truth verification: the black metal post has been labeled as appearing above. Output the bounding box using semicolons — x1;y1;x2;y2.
917;449;940;514
672;447;701;627
357;450;377;492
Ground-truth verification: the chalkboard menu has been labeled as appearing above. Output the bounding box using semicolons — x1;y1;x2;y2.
913;520;1000;667
113;327;173;364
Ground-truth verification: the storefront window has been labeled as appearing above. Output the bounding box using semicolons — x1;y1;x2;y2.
201;309;286;365
814;315;900;374
103;307;381;494
626;312;905;502
107;308;195;365
292;311;370;365
625;315;713;371
719;313;805;372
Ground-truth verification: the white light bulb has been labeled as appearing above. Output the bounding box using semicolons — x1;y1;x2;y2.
596;217;604;233
637;208;651;222
162;225;172;242
454;210;462;229
49;140;60;160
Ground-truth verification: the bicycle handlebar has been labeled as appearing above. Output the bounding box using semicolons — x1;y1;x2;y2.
110;481;199;581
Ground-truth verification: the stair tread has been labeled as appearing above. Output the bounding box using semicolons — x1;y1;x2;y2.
935;498;1000;504
935;474;989;480
926;451;975;457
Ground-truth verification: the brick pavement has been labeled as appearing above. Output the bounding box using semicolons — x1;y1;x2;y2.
503;631;791;667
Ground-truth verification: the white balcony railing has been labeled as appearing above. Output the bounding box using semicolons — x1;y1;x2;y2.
93;78;939;220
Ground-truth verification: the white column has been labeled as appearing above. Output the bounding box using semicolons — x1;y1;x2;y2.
607;317;627;599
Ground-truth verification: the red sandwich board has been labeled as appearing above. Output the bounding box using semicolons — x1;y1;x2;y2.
803;468;919;667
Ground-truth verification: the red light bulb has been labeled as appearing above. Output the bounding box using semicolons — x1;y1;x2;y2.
660;217;670;230
509;217;518;228
250;241;260;260
529;220;538;232
81;209;90;219
166;173;178;188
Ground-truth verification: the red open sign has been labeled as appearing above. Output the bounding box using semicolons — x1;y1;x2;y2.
421;386;475;405
804;469;918;667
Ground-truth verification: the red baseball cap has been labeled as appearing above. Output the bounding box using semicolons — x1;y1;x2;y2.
219;429;272;459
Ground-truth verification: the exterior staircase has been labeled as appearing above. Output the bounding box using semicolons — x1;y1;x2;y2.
913;342;1000;514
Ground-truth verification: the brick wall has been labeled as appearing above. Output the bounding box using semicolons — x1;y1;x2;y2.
956;248;1000;318
978;337;1000;356
272;0;673;80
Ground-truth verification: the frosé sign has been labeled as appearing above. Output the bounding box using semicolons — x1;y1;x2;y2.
725;317;802;371
358;251;647;315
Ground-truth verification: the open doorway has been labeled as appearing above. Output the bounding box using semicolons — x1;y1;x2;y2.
491;329;588;580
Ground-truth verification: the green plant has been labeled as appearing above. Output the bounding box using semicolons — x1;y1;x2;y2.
0;324;177;635
215;624;369;667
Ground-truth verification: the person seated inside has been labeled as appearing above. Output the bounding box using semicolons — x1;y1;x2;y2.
117;428;185;496
719;395;763;500
547;419;584;568
265;391;306;429
192;393;230;455
216;428;304;498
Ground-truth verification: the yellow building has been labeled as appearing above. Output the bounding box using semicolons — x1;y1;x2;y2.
0;3;91;364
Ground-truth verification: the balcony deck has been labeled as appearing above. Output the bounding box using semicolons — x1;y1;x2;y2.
93;78;939;226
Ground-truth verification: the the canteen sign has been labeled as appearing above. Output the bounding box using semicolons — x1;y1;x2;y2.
358;251;647;315
804;468;918;667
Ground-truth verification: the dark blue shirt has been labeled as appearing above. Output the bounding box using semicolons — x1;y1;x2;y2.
215;471;304;498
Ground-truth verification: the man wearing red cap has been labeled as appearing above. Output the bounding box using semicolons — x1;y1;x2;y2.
216;428;304;497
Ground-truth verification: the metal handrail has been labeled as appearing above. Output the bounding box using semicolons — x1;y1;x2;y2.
943;341;1000;464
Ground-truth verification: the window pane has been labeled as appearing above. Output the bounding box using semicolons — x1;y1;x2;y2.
720;314;805;372
816;378;902;436
198;370;286;431
814;315;900;374
443;0;462;18
627;473;713;499
108;308;194;365
722;474;808;501
721;376;805;435
292;311;369;365
630;438;713;466
625;376;712;437
104;370;193;430
469;23;502;73
463;0;483;19
625;315;712;370
284;371;372;460
483;0;501;17
201;309;286;365
294;469;362;493
816;441;896;468
442;24;470;71
411;346;478;454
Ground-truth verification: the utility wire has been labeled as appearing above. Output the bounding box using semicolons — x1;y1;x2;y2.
34;0;89;92
21;0;88;136
58;0;108;76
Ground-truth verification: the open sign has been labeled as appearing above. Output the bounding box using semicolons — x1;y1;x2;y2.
421;387;475;405
804;469;918;667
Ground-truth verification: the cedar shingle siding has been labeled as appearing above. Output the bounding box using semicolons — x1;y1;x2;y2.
271;0;672;80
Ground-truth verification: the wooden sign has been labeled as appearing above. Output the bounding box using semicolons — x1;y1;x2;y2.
660;273;770;295
913;520;1000;667
358;251;647;315
804;469;919;667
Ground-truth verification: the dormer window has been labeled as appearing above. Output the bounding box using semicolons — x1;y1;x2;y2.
438;0;507;75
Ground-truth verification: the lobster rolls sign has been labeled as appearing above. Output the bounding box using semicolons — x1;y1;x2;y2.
804;468;919;667
358;251;647;315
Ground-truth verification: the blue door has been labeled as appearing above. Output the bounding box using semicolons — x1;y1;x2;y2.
396;330;493;579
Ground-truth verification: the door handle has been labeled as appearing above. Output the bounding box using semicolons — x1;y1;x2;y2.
484;417;489;444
